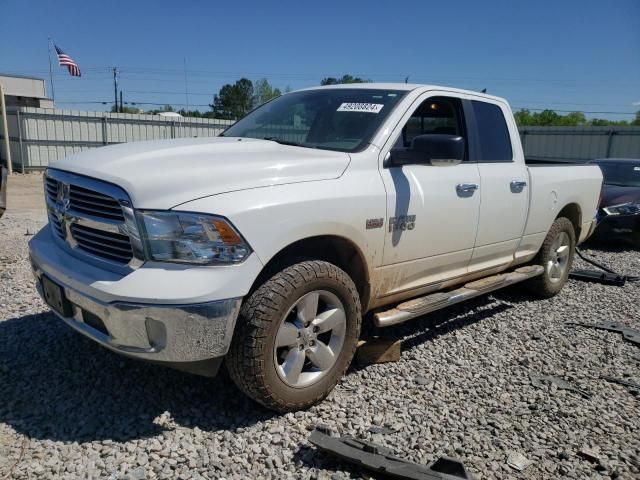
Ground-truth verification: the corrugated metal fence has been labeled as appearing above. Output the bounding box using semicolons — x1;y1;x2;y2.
1;107;639;171
1;107;233;171
520;126;640;162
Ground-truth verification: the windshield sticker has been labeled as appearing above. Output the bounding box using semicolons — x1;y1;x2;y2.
634;166;640;171
337;103;384;113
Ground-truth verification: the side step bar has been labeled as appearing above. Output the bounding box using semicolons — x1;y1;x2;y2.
373;265;544;328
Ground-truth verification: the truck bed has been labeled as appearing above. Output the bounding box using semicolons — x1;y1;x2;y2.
523;162;602;246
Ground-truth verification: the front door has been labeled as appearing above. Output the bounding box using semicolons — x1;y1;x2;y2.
377;94;481;297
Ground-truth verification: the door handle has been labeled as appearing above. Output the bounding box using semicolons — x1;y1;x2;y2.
510;180;527;192
456;183;479;195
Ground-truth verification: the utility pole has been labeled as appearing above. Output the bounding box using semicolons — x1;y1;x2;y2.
183;57;190;112
0;83;12;175
113;67;118;113
120;91;123;113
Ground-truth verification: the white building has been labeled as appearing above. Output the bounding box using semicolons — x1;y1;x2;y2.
0;73;54;109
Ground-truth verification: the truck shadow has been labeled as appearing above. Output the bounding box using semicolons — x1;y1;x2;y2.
0;291;523;444
0;311;276;443
580;238;639;254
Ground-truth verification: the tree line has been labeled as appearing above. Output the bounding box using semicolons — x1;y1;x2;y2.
115;74;370;118
205;74;369;119
116;74;640;126
514;109;640;127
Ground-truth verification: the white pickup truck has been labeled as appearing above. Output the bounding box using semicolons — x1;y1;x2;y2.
29;84;603;411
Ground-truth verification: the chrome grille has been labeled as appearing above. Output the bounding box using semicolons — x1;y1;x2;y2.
45;177;58;204
69;184;125;222
44;169;141;268
70;223;133;263
48;213;65;239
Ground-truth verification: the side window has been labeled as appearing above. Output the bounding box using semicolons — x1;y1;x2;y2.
471;101;513;162
392;96;468;160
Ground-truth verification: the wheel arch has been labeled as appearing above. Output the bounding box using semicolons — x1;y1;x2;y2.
556;203;582;239
250;235;371;311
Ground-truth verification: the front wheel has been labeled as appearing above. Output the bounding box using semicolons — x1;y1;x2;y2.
525;217;576;298
226;260;361;412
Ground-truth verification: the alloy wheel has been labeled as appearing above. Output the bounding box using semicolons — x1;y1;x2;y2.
546;231;571;283
273;290;347;388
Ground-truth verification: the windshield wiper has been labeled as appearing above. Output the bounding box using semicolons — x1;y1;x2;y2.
262;137;306;147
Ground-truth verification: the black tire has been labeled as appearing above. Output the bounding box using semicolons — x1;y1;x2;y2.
225;260;361;412
525;217;576;298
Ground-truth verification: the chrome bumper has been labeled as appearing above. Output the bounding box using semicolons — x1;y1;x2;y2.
32;261;241;372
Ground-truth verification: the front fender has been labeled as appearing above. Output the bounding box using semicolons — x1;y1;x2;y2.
175;175;387;285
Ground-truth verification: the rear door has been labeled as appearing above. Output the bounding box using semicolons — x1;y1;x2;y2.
467;99;529;271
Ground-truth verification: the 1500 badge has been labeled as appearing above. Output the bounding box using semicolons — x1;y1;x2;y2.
388;215;416;232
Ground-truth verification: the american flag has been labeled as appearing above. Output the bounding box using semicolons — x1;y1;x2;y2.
55;45;81;77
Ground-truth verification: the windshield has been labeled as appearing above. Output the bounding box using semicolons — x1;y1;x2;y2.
221;88;407;152
596;162;640;188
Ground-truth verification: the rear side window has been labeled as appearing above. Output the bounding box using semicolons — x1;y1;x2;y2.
471;101;513;162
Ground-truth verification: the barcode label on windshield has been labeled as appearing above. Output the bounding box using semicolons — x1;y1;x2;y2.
337;103;384;113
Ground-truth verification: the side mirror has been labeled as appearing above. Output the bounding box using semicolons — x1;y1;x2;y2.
390;134;465;166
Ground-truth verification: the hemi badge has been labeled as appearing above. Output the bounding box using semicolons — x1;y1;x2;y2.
366;218;384;230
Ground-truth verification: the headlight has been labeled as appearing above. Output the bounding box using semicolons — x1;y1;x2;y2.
137;211;251;264
602;202;640;216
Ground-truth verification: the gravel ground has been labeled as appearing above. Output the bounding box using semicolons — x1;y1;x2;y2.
1;204;639;479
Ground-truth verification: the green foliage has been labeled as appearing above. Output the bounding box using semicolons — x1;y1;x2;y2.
514;108;636;127
254;78;282;106
176;109;217;118
212;78;255;120
320;74;370;85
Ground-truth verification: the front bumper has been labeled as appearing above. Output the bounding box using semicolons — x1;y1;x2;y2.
28;226;262;376
592;212;640;243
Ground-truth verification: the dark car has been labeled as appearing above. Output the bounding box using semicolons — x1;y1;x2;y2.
588;158;640;246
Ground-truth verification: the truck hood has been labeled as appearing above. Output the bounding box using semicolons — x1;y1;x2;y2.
51;137;350;209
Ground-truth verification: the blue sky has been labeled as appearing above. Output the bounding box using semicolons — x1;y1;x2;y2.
1;0;639;119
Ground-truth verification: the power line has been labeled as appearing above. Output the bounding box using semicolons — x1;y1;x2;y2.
127;89;213;96
6;65;640;87
53;99;637;115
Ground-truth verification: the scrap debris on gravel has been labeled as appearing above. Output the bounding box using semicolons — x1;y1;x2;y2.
1;207;639;479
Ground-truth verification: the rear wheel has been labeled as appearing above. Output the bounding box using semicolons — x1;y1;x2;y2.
226;260;361;412
525;217;576;298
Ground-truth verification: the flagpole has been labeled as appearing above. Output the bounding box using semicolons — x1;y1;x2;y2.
47;37;55;102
